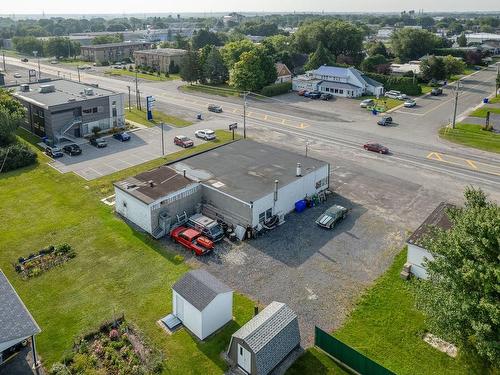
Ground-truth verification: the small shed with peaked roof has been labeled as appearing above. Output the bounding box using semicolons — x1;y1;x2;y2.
172;269;233;340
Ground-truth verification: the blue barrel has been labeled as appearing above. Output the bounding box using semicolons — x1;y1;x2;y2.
295;200;306;213
372;108;378;115
483;98;489;104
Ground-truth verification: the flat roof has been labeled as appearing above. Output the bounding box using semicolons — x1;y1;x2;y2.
173;140;328;203
134;48;187;56
12;79;118;109
114;165;195;205
407;202;455;248
0;270;41;346
81;41;152;49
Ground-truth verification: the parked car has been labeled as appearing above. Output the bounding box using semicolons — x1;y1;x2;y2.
50;60;59;65
431;87;443;96
208;104;223;113
363;143;389;154
170;226;214;256
385;90;407;100
297;89;308;96
45;146;64;158
113;132;131;142
21;58;28;62
90;137;107;148
62;144;82;156
360;98;374;108
404;99;416;108
316;205;348;229
187;214;225;242
194;129;216;140
377;116;393;126
307;91;321;99
174;135;194;148
13;73;22;78
320;93;333;101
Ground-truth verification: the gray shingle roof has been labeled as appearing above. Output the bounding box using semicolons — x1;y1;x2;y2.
0;270;41;345
407;202;455;248
172;270;232;311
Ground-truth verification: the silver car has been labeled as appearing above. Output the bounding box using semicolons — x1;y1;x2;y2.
315;205;348;229
194;129;216;140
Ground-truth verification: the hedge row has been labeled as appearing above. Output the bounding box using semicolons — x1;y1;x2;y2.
0;143;37;173
261;81;292;97
365;72;422;96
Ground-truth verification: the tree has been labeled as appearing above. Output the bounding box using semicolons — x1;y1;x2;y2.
360;54;388;73
191;29;221;50
415;187;500;365
304;42;334;71
12;36;45;56
229;48;277;92
92;34;123;45
366;41;389;57
457;32;467;48
0;89;26;146
45;37;81;58
442;55;465;78
202;47;228;85
391;28;440;61
179;49;201;84
420;56;447;81
220;39;256;69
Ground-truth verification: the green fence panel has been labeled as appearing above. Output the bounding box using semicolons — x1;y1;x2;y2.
315;326;395;375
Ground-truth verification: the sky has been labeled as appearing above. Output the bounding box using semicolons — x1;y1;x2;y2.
1;0;499;15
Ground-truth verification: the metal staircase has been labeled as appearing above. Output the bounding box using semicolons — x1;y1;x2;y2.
56;116;82;144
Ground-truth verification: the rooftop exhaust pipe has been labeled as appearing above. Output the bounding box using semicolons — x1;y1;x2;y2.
274;179;279;202
296;162;302;177
183;169;186;178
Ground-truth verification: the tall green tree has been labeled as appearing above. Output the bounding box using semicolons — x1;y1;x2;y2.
220;39;255;70
366;41;389;57
420;56;447;81
416;187;500;365
0;89;25;146
304;42;334;71
202;47;229;85
45;37;81;58
360;54;389;73
179;49;201;84
92;34;123;45
457;32;467;48
442;55;465;78
191;29;221;50
229;48;277;92
391;28;440;61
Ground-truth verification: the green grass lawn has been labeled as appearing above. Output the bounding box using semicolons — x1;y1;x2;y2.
469;106;500;118
180;84;241;97
420;85;433;94
126;107;193;128
0;130;251;374
58;58;91;67
105;68;179;82
439;123;500;153
487;96;500;104
287;249;488;375
449;67;476;82
357;96;403;111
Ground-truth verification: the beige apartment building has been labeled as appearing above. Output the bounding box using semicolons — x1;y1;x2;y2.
81;42;152;64
133;48;187;73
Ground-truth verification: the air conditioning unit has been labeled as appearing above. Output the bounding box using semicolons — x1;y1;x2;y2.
84;88;94;96
39;84;55;93
20;84;30;92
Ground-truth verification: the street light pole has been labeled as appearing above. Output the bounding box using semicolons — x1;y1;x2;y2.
77;67;80;82
161;122;165;156
2;51;5;72
126;85;131;111
33;50;41;80
243;91;247;139
451;80;460;129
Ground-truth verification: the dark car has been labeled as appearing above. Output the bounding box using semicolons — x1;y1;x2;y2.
431;87;443;96
208;104;223;113
90;137;107;148
363;143;389;154
113;132;131;142
315;205;348;229
21;58;28;62
306;91;321;99
45;146;64;158
377;116;393;126
174;135;194;148
320;93;333;101
62;144;82;156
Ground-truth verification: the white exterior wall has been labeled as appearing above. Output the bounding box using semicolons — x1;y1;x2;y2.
172;290;203;339
201;292;233;339
275;75;292;84
251;164;329;227
407;243;434;279
114;188;152;233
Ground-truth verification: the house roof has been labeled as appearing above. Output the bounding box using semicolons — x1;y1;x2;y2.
114;166;196;205
81;41;152;49
275;63;292;77
0;270;41;345
133;48;188;56
172;269;232;311
407;202;455;248
314;65;349;77
232;301;298;353
360;74;384;88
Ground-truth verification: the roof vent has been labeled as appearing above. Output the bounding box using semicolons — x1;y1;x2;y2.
148;180;155;187
84;88;94;96
68;98;76;102
39;84;55;93
20;84;30;92
296;162;302;177
127;184;137;189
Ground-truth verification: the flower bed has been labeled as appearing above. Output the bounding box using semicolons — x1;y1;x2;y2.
14;243;76;279
50;318;163;375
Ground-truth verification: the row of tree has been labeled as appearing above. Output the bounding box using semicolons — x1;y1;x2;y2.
420;55;466;81
12;36;81;58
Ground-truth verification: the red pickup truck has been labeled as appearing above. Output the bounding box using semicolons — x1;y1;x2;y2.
170;226;214;255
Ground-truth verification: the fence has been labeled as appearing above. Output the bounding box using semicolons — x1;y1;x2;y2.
315;326;395;375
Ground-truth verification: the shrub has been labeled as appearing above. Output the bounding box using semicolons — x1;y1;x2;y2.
50;363;71;375
261;81;292;97
0;143;37;173
364;72;422;96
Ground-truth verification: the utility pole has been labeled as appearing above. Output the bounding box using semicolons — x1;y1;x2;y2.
2;51;5;72
161;122;165;155
135;69;139;109
305;141;309;157
33;50;41;80
451;80;460;129
126;85;131;111
243;91;247;139
77;67;80;82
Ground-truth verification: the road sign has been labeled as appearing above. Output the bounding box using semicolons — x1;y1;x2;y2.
229;123;238;130
146;96;155;121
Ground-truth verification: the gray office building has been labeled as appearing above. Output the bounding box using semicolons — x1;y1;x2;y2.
12;79;125;144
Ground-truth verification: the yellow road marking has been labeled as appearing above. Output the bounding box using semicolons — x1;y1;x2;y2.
427;152;443;161
281;119;286;124
232;108;238;113
427;151;500;176
264;115;268;120
466;160;477;169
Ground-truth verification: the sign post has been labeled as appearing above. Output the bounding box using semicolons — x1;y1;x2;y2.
229;123;238;140
146;96;155;121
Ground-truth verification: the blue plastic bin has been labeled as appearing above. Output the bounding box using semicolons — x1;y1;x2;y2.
295;200;306;213
483;98;489;104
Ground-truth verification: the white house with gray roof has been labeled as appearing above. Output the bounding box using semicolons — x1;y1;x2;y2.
227;301;300;375
0;270;41;367
172;269;233;340
292;65;384;98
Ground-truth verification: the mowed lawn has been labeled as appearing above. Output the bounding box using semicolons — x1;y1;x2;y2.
439;123;500;153
0;137;254;374
469;106;500;118
287;250;488;375
126;107;193;128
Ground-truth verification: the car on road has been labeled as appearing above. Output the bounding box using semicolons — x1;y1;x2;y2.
431;87;443;96
363;143;389;154
297;89;308;96
90;137;107;148
208;104;223;113
50;60;59;64
377;116;393;126
360;98;375;108
404;99;416;108
13;73;22;78
21;58;28;62
113;131;131;142
45;146;64;158
62;144;82;156
174;135;194;148
316;205;348;229
170;226;214;256
320;93;333;101
194;129;216;140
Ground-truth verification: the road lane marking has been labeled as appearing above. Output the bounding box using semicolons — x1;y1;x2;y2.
466;160;477;169
426;151;500;177
427;152;443;161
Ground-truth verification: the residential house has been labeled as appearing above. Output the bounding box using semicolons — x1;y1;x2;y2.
275;63;292;84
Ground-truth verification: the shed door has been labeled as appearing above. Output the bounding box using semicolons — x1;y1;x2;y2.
176;295;184;321
237;344;251;373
